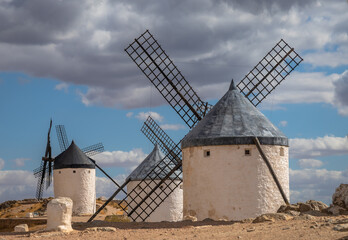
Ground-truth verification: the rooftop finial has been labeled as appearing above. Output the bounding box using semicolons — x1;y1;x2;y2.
229;79;237;91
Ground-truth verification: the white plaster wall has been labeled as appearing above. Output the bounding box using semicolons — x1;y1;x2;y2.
54;168;96;215
182;145;289;221
127;180;183;222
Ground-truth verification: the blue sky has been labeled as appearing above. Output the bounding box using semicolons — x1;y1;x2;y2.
0;0;348;205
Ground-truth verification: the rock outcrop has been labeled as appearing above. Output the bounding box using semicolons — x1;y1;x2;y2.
332;184;348;209
278;200;328;215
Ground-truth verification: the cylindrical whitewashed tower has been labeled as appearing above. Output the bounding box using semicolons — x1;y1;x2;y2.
181;81;289;221
53;141;96;216
126;145;183;222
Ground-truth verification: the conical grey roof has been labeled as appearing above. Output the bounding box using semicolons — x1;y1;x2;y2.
181;80;288;148
54;141;95;170
127;145;180;181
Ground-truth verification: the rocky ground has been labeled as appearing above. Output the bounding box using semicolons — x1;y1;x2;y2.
1;184;348;239
1;214;348;240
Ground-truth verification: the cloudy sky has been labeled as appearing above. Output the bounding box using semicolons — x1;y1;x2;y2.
0;0;348;205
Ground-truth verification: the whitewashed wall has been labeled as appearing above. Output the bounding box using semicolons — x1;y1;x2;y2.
54;168;96;215
127;180;183;222
182;144;289;221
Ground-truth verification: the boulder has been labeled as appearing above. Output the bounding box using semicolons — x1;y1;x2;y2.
46;197;73;232
327;205;348;216
14;224;29;232
278;200;328;214
306;200;328;211
332;184;348;209
299;203;311;212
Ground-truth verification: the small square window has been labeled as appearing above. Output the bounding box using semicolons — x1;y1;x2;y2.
204;150;210;157
73;170;76;173
245;149;251;156
59;171;61;174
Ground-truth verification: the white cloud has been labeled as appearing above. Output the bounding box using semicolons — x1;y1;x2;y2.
298;159;323;169
0;170;53;203
126;112;134;118
160;124;186;131
261;72;337;107
290;168;348;204
290;135;348;159
55;82;69;92
279;121;288;127
0;158;4;170
13;158;30;167
92;148;146;170
95;174;127;199
135;112;163;122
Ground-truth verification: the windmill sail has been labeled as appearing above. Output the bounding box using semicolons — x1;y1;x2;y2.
34;119;53;200
89;117;182;222
125;30;212;128
237;39;303;106
56;125;69;152
81;143;104;157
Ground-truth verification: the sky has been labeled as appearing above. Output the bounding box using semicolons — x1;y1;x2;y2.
0;0;348;205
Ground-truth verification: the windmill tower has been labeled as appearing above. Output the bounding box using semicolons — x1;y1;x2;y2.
88;30;302;223
53;140;96;215
181;80;289;220
34;122;117;216
126;145;183;222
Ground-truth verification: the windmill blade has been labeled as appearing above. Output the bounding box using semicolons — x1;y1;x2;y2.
35;119;54;199
125;30;212;128
141;116;180;165
82;143;104;157
88;142;183;222
237;39;303;107
46;161;53;189
121;143;182;221
33;165;43;178
56;125;69;152
36;160;47;200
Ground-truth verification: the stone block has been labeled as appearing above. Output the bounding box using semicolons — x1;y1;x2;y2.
46;197;73;232
14;224;28;232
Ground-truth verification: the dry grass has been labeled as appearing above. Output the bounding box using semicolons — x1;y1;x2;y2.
104;214;131;222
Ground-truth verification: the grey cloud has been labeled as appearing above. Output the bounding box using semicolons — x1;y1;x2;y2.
217;0;318;14
0;0;82;45
0;0;347;110
334;71;348;107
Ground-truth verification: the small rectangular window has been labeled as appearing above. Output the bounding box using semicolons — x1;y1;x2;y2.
204;150;210;157
245;149;251;156
280;147;285;156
